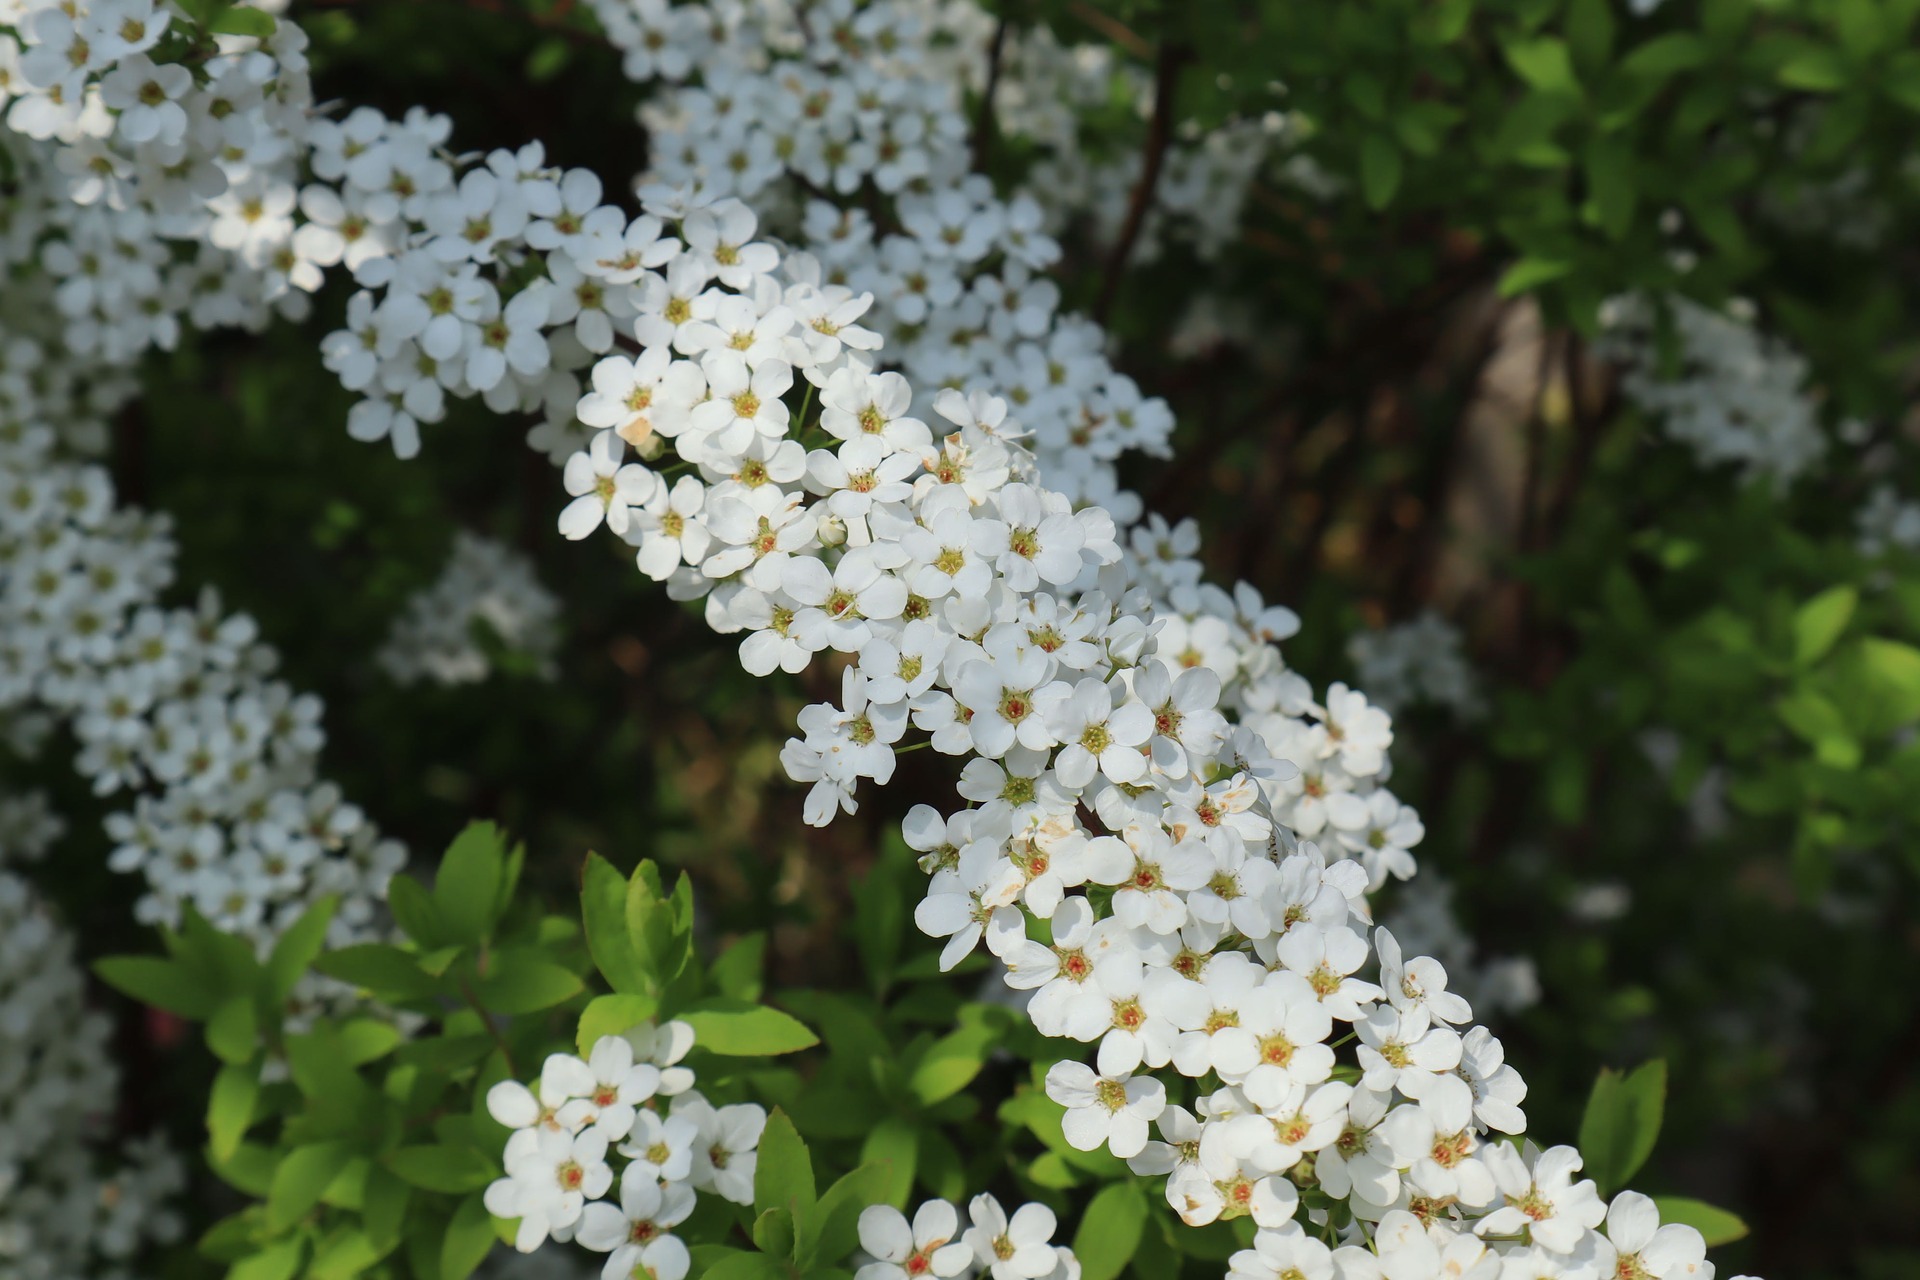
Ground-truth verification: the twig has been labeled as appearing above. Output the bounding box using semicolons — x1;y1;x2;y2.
1094;41;1189;325
1067;0;1150;58
459;973;518;1076
970;16;1010;173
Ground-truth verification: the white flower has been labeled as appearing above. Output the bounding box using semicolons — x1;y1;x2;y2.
1227;1224;1335;1280
1474;1144;1605;1254
856;1201;973;1280
1044;1061;1165;1159
964;1194;1059;1280
483;1125;614;1252
577;1165;693;1254
561;432;659;540
1044;678;1151;788
1594;1192;1713;1280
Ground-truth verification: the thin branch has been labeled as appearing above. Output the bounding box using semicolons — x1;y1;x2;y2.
1094;42;1189;325
970;16;1011;173
1067;0;1151;58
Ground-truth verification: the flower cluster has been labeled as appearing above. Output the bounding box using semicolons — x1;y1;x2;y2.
1856;484;1920;559
483;1023;762;1278
0;788;63;864
0;1;316;364
0;2;1755;1278
853;1195;1079;1280
0;868;185;1280
1346;613;1484;722
378;531;562;686
0;328;401;951
1598;293;1828;486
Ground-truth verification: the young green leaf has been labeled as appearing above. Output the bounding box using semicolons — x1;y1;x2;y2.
387;873;445;948
313;944;443;1000
806;1162;894;1267
1577;1059;1666;1195
858;1119;918;1210
385;1145;499;1194
1793;586;1857;666
266;896;338;1003
907;1023;998;1104
711;931;768;1002
225;1237;306;1280
206;994;259;1065
1651;1197;1748;1247
207;1062;259;1163
266;1141;355;1232
435;821;508;946
441;1193;499;1280
682;1000;818;1056
576;992;661;1055
582;852;648;993
1071;1181;1147;1280
753;1108;816;1223
472;957;584;1015
94;955;222;1019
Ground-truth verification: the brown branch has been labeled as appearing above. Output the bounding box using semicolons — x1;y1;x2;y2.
971;16;1010;173
1067;0;1151;58
1094;42;1189;326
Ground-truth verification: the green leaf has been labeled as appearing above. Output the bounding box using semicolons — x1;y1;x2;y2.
1577;1059;1666;1195
858;1118;918;1210
752;1207;797;1260
208;1141;277;1197
339;1017;404;1065
1072;1181;1147;1280
682;1001;818;1056
1504;37;1580;95
436;822;507;946
284;1026;379;1134
626;864;689;988
1794;586;1857;666
209;5;277;37
711;932;767;1003
1359;133;1401;210
1652;1197;1749;1247
363;1166;412;1254
226;1238;305;1280
207;1062;259;1162
1859;638;1920;716
387;873;444;948
1566;0;1615;77
472;956;583;1015
1584;136;1636;240
701;1254;791;1280
206;995;259;1065
753;1108;816;1222
266;896;338;1003
1778;44;1848;90
314;944;442;1000
267;1141;354;1232
441;1194;499;1280
1776;691;1860;770
853;860;905;994
385;1145;499;1193
576;992;660;1056
94;955;221;1018
1497;257;1572;297
908;1023;997;1104
1620;33;1709;80
806;1162;894;1268
309;1228;382;1280
582;852;648;994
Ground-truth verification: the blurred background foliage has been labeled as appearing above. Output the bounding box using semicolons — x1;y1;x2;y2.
17;0;1920;1276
